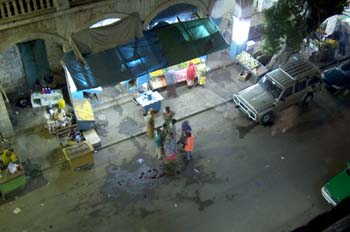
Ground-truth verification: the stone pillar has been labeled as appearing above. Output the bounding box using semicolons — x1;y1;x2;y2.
0;93;14;138
45;40;64;73
230;0;254;58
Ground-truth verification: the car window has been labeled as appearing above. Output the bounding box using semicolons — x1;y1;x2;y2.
308;77;320;86
258;76;283;99
281;87;292;99
295;80;307;92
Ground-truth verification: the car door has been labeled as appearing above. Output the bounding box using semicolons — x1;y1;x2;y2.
274;86;293;111
341;63;350;88
293;79;308;102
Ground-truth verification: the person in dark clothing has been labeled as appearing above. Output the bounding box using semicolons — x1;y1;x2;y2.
160;123;168;154
177;120;192;149
339;28;349;56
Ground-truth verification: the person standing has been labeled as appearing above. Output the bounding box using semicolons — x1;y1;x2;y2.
169;119;177;137
339;28;349;56
154;129;162;160
184;132;194;161
163;106;175;127
164;132;177;161
160;123;168;154
165;69;177;97
163;132;177;176
146;109;155;138
181;120;192;133
177;120;192;148
186;61;196;88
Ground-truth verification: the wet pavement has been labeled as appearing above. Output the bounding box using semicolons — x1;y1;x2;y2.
101;161;168;200
3;51;350;231
2;100;350;231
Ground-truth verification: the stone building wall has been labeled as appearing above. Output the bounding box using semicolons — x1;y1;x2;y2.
45;40;64;74
0;46;26;96
0;94;14;138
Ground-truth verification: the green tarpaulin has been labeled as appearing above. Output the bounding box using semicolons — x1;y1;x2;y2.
154;18;228;66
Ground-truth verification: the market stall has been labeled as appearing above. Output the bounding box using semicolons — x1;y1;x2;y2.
62;141;94;171
30;89;63;108
236;51;268;82
72;98;95;131
135;90;164;115
149;58;207;90
0;149;26;199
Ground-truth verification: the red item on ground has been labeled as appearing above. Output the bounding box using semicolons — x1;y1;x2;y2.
165;153;177;161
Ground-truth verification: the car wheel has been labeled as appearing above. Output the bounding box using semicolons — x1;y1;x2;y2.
325;85;337;94
260;112;272;125
303;93;313;105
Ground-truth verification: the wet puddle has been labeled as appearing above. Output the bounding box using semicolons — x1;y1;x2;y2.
100;162;168;200
236;123;257;139
94;126;108;137
112;105;123;116
176;189;215;211
100;156;219;213
118;117;140;136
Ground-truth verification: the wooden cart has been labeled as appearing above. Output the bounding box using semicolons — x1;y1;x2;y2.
0;166;26;200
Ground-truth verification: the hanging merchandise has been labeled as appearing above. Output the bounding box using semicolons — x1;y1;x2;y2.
149;58;207;90
197;63;207;86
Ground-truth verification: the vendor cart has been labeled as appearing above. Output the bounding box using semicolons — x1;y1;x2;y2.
135;91;164;115
0;147;27;199
236;51;269;82
0;165;26;200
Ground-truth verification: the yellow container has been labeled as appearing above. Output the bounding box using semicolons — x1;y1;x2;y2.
62;141;94;170
57;98;66;109
150;69;164;77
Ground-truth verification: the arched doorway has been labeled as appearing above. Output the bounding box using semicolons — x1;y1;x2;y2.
146;3;198;30
144;0;208;30
90;18;120;28
0;38;66;107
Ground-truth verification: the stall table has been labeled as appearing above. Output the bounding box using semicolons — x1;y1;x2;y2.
135;91;164;115
236;51;268;82
30;89;63;108
62;141;94;171
82;129;101;149
0;167;26;199
73;99;95;131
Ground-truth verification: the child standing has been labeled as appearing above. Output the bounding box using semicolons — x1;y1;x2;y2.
184;132;194;160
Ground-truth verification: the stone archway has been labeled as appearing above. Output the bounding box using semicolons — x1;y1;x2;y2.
78;12;129;31
0;32;68;97
143;0;209;30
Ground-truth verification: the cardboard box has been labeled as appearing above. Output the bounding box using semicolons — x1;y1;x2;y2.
63;141;94;170
82;129;101;149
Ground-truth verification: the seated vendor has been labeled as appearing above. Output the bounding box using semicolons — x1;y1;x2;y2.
54;108;68;127
0;149;18;170
128;79;140;100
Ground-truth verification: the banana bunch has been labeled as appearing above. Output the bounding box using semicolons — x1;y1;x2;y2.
236;52;260;70
75;100;94;120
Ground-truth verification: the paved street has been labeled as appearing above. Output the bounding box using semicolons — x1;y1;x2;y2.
1;80;350;231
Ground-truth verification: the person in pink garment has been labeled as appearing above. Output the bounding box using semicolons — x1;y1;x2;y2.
186;61;196;88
